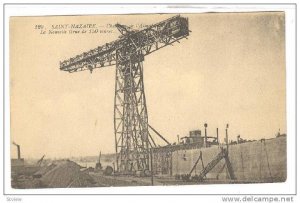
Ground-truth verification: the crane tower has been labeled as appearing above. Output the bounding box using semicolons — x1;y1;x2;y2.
60;15;189;173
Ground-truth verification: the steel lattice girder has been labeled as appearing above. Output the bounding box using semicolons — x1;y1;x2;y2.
60;15;189;73
114;53;149;172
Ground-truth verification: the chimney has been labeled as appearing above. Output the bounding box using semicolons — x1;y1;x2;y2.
13;142;21;160
226;124;229;151
204;123;208;148
216;128;219;144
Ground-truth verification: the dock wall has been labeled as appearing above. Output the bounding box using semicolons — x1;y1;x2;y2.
170;136;286;182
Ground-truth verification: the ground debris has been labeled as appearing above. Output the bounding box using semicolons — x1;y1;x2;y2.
36;160;95;188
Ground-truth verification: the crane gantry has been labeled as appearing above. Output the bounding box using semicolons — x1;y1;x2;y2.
60;15;189;174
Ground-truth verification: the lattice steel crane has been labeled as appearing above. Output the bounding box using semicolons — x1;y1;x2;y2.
60;15;189;174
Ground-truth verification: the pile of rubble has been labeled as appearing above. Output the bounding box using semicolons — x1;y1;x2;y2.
34;160;95;188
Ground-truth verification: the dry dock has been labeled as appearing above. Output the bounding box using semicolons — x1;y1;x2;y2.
170;136;286;183
11;136;286;188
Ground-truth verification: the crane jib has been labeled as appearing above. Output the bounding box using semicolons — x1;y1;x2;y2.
59;15;189;73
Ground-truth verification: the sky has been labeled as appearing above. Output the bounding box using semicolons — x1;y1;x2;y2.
10;12;286;159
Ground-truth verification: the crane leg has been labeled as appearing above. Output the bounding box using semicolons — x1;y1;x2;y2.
114;53;150;174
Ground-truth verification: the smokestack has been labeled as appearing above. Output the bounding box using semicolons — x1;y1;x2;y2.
226;124;229;151
216;128;219;144
204;123;208;148
13;142;21;160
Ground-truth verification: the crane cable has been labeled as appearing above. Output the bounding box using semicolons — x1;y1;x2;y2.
259;140;263;179
240;145;245;180
260;139;273;181
263;141;273;181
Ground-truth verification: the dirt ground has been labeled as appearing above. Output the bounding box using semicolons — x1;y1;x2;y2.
11;161;257;188
88;173;240;187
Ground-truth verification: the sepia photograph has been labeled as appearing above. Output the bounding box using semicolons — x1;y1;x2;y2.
9;11;287;189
